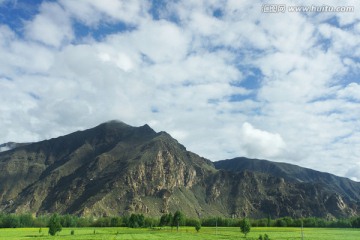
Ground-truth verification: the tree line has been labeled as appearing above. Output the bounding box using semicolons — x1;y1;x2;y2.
1;212;360;229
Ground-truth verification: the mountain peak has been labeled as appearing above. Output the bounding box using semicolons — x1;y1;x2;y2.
97;121;156;133
100;120;132;128
0;121;360;219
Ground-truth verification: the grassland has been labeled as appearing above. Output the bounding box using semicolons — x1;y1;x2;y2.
0;227;359;240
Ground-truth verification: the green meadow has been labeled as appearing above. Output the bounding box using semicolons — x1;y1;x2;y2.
0;227;359;240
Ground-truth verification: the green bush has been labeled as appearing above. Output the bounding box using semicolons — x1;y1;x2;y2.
110;217;122;227
275;219;287;227
2;214;20;228
48;214;62;236
240;218;251;237
194;221;201;232
351;217;360;228
128;214;145;228
160;213;172;227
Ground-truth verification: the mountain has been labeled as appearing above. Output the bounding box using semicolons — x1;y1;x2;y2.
0;120;214;217
0;142;30;152
0;121;359;219
214;157;360;202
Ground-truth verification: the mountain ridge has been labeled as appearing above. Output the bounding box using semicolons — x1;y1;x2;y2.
0;142;31;152
0;121;359;218
214;157;360;201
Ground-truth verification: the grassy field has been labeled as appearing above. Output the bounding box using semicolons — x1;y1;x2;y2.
0;227;359;240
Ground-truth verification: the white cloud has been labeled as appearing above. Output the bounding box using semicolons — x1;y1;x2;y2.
319;23;360;56
337;83;360;101
1;0;360;181
0;146;10;152
129;20;189;63
346;162;360;182
25;2;73;48
239;122;286;159
59;0;148;26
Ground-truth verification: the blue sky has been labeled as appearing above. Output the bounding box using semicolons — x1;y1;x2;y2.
1;0;360;181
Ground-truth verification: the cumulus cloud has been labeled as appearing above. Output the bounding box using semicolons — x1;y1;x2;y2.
59;0;148;26
1;0;360;181
24;2;73;47
239;122;286;159
129;20;189;63
337;83;360;101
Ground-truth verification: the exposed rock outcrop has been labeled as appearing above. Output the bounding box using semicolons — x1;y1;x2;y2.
0;121;359;218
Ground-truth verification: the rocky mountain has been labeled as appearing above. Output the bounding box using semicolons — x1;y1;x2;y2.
0;121;359;219
215;157;360;202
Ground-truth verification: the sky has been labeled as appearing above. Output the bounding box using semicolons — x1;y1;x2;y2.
0;0;360;181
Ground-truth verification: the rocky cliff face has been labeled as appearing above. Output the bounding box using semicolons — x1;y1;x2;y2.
215;157;360;202
0;121;359;218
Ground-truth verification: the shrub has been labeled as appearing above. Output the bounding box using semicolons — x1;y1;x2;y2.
48;214;62;236
275;219;287;227
160;213;173;227
240;218;251;237
194;221;201;232
128;214;145;228
351;217;360;228
2;215;20;228
110;217;122;227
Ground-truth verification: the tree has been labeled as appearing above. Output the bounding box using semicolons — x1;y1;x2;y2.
19;213;34;227
266;215;271;227
275;219;287;227
48;214;62;236
160;213;173;227
351;217;360;228
240;218;251;238
2;214;20;228
194;221;201;232
110;217;122;227
172;211;185;232
60;214;76;227
128;214;145;228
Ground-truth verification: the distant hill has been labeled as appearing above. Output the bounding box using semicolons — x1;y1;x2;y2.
0;121;359;218
214;157;360;202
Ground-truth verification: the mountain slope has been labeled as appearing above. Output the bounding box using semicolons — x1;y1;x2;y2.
214;157;360;202
0;121;215;217
0;121;359;218
0;142;30;152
